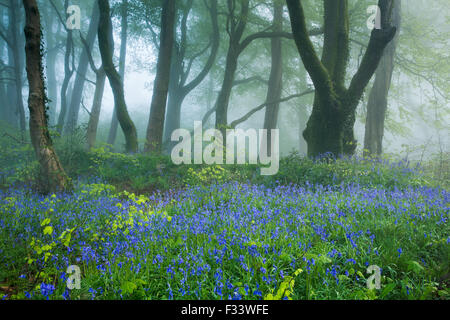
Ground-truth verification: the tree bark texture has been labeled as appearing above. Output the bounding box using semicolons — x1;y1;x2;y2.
23;0;72;194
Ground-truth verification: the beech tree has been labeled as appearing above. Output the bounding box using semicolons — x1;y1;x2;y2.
80;21;106;151
106;0;128;148
145;0;176;153
23;0;71;193
263;0;284;155
286;0;397;157
162;0;220;153
98;0;138;153
52;0;74;134
64;2;100;135
364;0;402;156
212;0;322;140
1;0;27;132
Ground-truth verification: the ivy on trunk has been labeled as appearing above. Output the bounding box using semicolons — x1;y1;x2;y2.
23;0;72;194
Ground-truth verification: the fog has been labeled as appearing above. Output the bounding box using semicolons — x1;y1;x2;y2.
1;0;448;159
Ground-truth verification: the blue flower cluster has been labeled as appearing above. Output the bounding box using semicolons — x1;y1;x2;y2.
0;181;448;300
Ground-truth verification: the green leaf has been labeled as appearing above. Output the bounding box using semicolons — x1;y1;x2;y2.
407;261;424;274
380;283;396;298
40;218;51;227
62;233;71;247
121;281;137;295
43;226;53;236
338;275;350;282
318;255;332;264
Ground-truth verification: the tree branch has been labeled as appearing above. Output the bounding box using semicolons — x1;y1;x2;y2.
232;75;268;87
0;24;12;48
79;31;100;74
182;0;220;95
286;0;333;101
239;28;323;54
346;26;397;113
229;89;315;128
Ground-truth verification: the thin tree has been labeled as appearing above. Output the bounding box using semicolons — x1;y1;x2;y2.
364;0;402;156
79;31;106;150
64;2;100;135
8;0;26;132
23;0;72;193
263;0;284;155
51;0;75;134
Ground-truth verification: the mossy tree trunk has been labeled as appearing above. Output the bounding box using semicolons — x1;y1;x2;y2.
23;0;72;194
98;0;138;153
286;0;397;157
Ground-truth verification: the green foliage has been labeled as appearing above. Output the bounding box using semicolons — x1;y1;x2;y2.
267;152;432;190
1;128;444;193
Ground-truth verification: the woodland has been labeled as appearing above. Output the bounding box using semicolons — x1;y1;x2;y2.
0;0;448;300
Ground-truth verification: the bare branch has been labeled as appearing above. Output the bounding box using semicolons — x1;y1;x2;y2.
229;90;315;128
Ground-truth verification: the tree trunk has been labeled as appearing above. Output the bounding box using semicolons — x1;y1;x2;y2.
6;43;18;127
215;46;240;135
106;0;128;148
215;0;250;136
56;0;74;134
23;0;72;194
9;0;26;132
263;0;284;155
287;0;397;157
86;68;106;150
364;0;401;156
64;3;100;135
163;88;184;152
162;0;220;154
145;0;176;153
98;0;138;153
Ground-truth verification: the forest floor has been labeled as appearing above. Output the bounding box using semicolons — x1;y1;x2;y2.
0;136;448;300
